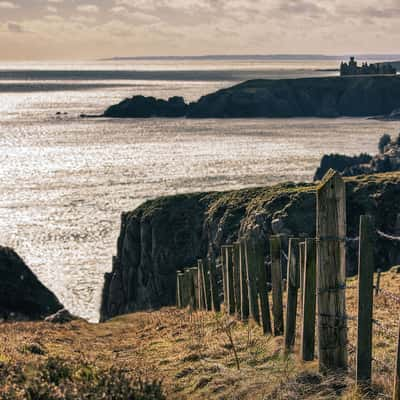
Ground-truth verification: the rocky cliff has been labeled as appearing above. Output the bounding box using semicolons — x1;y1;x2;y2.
102;76;400;119
100;173;400;321
0;247;64;320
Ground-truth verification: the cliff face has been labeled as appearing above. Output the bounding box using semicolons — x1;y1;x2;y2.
187;76;400;118
0;247;63;320
102;76;400;119
100;173;400;321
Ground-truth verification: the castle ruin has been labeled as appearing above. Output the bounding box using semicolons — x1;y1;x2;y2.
340;57;396;76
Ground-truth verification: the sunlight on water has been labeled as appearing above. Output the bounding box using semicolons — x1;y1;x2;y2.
0;60;399;322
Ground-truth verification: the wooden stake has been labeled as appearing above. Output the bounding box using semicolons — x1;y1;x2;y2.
221;246;228;309
197;260;205;310
240;239;249;321
299;241;306;315
356;215;375;383
226;245;235;315
233;242;241;317
253;236;272;335
245;238;260;324
316;169;348;372
394;319;400;400
301;238;317;361
270;235;284;336
208;256;221;312
176;272;184;308
285;238;300;352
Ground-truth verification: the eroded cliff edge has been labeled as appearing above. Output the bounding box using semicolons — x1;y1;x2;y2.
100;173;400;321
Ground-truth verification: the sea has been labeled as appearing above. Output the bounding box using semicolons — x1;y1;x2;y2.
1;58;399;322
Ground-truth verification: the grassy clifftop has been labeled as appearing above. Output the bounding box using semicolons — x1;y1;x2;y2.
2;269;399;399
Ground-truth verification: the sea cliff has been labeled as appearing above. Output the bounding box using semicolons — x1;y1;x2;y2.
100;172;400;321
103;75;400;119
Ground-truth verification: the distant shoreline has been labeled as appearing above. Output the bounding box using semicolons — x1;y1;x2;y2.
100;54;400;62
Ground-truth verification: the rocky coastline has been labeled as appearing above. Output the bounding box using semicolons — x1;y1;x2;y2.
100;172;400;321
101;75;400;119
0;246;64;321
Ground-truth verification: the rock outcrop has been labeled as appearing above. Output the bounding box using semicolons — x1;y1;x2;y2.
314;135;400;180
102;76;400;119
100;173;400;321
0;247;63;321
104;95;187;118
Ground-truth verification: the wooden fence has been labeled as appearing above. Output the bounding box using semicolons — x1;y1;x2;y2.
175;169;400;399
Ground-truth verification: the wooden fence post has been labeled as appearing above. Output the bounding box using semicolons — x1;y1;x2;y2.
375;268;382;295
186;268;196;312
226;245;236;315
270;235;284;336
201;258;211;311
181;269;191;308
299;241;306;314
394;319;400;400
208;256;221;312
252;236;272;335
176;272;184;308
197;260;205;310
317;169;348;372
356;215;375;383
285;238;300;352
240;239;249;321
245;238;260;324
233;242;242;317
221;246;227;309
301;238;317;361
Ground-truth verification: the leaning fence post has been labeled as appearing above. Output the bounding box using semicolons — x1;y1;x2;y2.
285;238;300;351
301;238;317;361
245;237;260;324
226;245;236;315
240;239;249;321
317;169;348;372
233;242;242;317
394;319;400;400
356;215;375;383
270;235;284;336
201;258;211;311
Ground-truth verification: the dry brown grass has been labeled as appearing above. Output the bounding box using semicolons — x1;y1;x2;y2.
0;270;399;399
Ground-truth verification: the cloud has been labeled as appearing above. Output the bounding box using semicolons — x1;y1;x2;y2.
0;1;19;8
76;4;99;13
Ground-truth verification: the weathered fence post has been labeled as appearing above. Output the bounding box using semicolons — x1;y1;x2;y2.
186;268;197;312
375;268;382;295
301;238;317;361
299;241;306;314
233;242;242;317
285;238;300;352
394;319;400;400
270;235;284;336
197;260;205;310
181;269;191;308
176;272;184;308
245;237;260;324
221;246;227;308
356;215;375;383
208;256;220;312
240;239;249;321
201;258;211;311
226;245;236;315
317;169;348;372
252;236;272;335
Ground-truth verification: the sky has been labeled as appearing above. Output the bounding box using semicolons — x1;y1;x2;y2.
0;0;399;60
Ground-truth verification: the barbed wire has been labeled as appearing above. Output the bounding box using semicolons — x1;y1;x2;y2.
377;229;400;242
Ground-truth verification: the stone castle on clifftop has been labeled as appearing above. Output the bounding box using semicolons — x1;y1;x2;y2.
340;57;396;76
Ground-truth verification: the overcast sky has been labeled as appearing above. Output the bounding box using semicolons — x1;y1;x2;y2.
0;0;399;60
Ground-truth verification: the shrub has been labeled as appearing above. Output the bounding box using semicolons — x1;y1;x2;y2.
0;358;165;400
378;133;391;153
